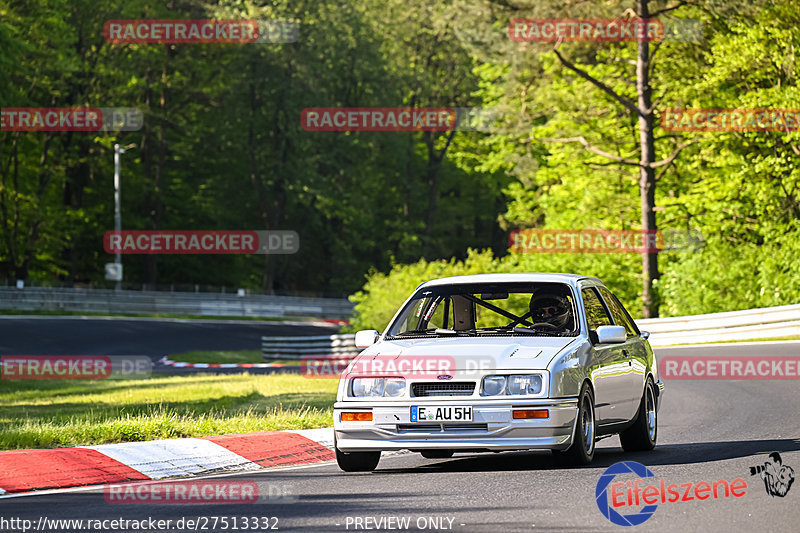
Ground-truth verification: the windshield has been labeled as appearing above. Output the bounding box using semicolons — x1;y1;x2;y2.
386;282;578;338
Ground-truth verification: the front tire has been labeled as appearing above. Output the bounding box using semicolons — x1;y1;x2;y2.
553;382;595;466
620;378;657;452
335;434;380;472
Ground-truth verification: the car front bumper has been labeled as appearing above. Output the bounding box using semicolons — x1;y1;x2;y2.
334;397;579;453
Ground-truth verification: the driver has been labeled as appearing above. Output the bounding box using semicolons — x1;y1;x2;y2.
529;293;573;330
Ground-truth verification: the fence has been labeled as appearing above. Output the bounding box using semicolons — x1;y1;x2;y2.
258;303;800;360
2;286;795;352
636;303;800;346
262;334;359;360
0;286;353;320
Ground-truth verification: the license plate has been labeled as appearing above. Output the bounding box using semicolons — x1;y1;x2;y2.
410;406;473;422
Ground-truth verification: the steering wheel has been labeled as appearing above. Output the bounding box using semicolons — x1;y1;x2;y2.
529;322;558;330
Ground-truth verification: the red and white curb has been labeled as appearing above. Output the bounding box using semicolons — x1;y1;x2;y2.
158;356;295;369
0;429;336;495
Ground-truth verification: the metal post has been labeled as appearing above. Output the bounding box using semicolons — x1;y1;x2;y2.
114;144;123;290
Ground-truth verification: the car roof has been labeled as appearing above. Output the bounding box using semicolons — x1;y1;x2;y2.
418;272;603;290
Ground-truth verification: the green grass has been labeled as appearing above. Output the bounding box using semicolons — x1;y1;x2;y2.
0;373;337;450
168;350;296;365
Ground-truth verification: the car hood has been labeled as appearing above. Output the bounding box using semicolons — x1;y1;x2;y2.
350;336;578;374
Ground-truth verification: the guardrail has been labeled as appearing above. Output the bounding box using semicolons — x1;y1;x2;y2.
0;286;353;320
262;334;359;360
636;303;800;346
257;303;800;360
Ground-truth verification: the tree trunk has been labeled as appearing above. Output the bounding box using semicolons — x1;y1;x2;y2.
422;129;457;255
637;0;659;318
145;49;169;288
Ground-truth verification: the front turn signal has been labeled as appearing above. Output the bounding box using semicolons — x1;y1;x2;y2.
341;412;373;422
512;409;549;419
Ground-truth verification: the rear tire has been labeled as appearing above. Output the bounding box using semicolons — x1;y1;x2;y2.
553;383;595;466
620;379;657;452
420;450;454;459
335;434;380;472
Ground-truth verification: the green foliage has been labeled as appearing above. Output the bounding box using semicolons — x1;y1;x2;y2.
0;0;507;292
348;0;800;327
1;0;798;320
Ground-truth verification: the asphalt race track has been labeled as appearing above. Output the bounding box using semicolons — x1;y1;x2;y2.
1;328;799;531
0;316;338;362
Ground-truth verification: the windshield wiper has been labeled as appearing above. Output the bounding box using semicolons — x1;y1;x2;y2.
511;326;553;335
389;328;475;338
390;328;456;337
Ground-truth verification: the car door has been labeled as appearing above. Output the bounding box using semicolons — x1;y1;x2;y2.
580;284;630;425
597;286;645;422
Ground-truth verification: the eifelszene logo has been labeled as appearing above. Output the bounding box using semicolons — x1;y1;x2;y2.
596;461;748;526
750;452;795;497
596;462;658;526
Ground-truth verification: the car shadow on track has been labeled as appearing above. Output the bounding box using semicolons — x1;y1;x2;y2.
373;437;800;474
594;438;800;467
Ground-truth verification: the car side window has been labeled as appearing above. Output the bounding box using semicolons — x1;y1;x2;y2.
598;287;638;337
581;287;613;330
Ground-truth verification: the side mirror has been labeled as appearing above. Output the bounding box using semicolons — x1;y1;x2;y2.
354;329;379;349
596;325;627;344
641;330;650;340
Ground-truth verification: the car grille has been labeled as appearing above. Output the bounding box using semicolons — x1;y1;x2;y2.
412;382;475;397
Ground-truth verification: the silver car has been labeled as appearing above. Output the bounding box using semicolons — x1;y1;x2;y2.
334;273;664;471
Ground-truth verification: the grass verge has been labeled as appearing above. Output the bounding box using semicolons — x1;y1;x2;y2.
168;350;295;366
0;373;336;450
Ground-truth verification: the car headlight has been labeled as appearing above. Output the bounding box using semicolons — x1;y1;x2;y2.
482;376;507;396
350;377;406;397
384;378;406;397
482;374;545;396
351;378;385;397
507;374;543;395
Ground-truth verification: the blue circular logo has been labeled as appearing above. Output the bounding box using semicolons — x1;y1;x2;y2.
596;461;658;526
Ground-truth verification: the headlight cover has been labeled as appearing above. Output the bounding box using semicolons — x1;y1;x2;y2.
482;374;546;396
383;378;407;397
482;376;507;396
350;377;406;397
507;374;543;395
351;378;384;397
